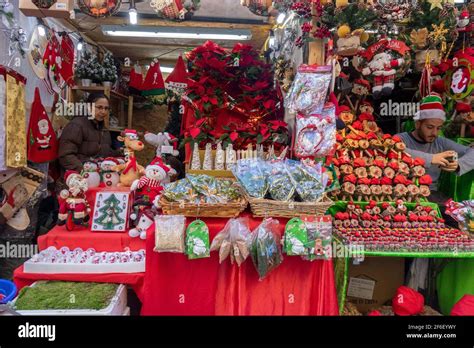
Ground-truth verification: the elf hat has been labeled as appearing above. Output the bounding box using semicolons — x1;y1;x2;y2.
64;170;81;186
147;157;170;176
414;93;446;121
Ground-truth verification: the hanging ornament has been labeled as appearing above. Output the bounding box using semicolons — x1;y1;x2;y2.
240;0;273;17
149;0;200;21
0;2;15;29
445;50;474;100
419;52;432;98
77;0;122;18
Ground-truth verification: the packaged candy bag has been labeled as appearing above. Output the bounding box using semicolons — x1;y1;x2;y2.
285;159;327;202
210;217;251;266
284;218;309;256
216;179;241;202
162;179;197;203
250;218;283;280
285;65;332;115
266;160;295;201
154;215;186;253
187;174;221;204
186;220;210;260
294;103;336;158
232;158;268;198
301;215;333;261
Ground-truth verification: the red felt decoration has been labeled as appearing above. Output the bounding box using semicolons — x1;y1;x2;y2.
450;295;474;316
27;88;58;163
392;286;424;316
59;34;75;86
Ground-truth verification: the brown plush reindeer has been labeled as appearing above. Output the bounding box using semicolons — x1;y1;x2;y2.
111;129;145;187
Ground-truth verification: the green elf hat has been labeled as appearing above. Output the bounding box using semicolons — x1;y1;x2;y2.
414;93;446;121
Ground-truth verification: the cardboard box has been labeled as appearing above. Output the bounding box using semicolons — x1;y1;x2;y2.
19;0;73;18
346;257;405;313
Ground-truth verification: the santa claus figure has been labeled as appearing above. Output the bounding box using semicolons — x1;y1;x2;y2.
58;170;91;228
36;119;52;150
99;157;120;187
362;51;405;99
451;67;470;95
457;9;472;33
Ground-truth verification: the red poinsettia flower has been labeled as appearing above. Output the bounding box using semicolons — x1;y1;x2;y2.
419;175;433;186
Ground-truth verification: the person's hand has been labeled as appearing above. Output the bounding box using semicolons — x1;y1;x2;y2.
431;151;456;167
440;161;459;172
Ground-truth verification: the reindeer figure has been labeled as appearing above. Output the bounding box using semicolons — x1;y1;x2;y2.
111;129;145;187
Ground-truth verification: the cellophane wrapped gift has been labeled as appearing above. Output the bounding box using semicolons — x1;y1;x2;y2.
265;160;296;201
232;158;268;198
294;103;336;158
250;218;283;280
285;65;332;116
154;215;186;253
285;159;328;202
210;217;251;266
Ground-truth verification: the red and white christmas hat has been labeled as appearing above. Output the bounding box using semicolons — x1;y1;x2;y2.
459;9;470;19
101;157;120;166
122;129;139;140
165;55;188;92
147;157;170;175
64;170;81;186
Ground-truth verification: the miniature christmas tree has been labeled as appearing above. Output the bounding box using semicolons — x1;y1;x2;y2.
215;142;225;170
101;52;118;83
191;143;201;170
226;144;236;171
202;143;213;170
95;194;125;230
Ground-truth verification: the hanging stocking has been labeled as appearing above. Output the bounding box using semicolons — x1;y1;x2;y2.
5;74;26;168
142;59;166;104
129;65;144;95
0;73;6;171
27;88;58;163
59;34;75;86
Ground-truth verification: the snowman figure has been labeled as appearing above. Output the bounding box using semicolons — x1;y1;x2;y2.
99;157;120;187
81;161;101;188
129;209;155;240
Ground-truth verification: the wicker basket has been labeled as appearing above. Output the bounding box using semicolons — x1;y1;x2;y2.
246;194;334;218
159;196;248;218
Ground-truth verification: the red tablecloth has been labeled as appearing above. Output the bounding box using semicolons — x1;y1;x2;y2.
14;224;146;302
141;215;339;316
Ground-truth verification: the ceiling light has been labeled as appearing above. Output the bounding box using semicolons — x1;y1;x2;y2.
454;0;465;3
38;25;46;37
129;0;138;25
276;13;286;24
160;66;174;73
102;25;252;41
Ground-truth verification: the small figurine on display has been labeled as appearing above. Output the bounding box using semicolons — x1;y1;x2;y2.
129;209;155;240
130;157;172;207
58;170;91;230
144;131;179;157
111;129;145;187
81;161;101;188
99;157;120;187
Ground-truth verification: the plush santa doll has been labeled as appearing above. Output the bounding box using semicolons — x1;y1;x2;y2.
129;208;155;240
27;88;58;163
457;9;472;33
57;170;91;228
99;157;120;187
130;157;172;205
362;51;405;98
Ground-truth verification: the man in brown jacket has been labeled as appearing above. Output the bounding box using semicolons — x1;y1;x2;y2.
58;94;122;172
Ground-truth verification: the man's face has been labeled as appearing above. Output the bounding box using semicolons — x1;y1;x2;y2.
93;98;109;122
415;119;444;142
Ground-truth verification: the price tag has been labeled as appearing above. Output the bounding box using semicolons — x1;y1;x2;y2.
161;145;174;154
56;3;67;9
